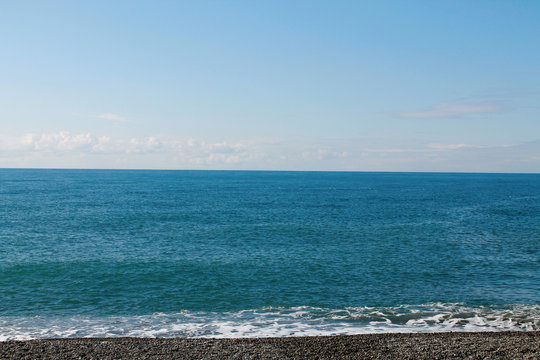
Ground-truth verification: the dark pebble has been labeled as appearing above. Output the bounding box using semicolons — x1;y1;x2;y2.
0;331;538;359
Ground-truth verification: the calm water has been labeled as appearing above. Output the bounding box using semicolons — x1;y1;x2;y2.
0;169;538;339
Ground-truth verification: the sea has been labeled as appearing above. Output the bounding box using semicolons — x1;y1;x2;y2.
0;169;538;340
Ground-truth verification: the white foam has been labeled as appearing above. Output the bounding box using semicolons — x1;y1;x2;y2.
0;303;538;341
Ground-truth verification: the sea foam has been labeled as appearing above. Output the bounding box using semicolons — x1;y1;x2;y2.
0;303;537;341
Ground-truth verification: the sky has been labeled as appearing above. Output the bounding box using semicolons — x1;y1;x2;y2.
1;0;539;172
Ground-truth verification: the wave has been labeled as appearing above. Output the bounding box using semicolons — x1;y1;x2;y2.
0;303;538;341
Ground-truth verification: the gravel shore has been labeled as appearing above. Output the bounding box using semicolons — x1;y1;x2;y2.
1;331;538;359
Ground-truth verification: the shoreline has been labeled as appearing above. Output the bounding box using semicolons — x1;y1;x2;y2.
1;331;538;359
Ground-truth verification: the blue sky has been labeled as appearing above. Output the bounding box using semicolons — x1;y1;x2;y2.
1;1;539;171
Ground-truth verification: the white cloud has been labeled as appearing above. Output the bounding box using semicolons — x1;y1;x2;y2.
91;113;128;122
427;143;487;151
302;149;349;160
0;132;272;168
5;131;97;152
364;148;423;153
397;102;504;119
364;143;486;153
126;136;162;153
0;132;538;172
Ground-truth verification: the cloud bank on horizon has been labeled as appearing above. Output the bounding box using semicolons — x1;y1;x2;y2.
0;1;539;172
0;131;538;173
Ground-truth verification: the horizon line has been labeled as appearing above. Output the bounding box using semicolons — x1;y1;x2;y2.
1;167;539;175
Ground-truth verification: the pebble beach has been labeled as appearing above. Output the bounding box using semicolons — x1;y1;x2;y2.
1;332;538;359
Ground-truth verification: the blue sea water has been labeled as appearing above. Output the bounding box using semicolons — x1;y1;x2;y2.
0;169;538;339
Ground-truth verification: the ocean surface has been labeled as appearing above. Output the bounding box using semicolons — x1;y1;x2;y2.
0;169;538;340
